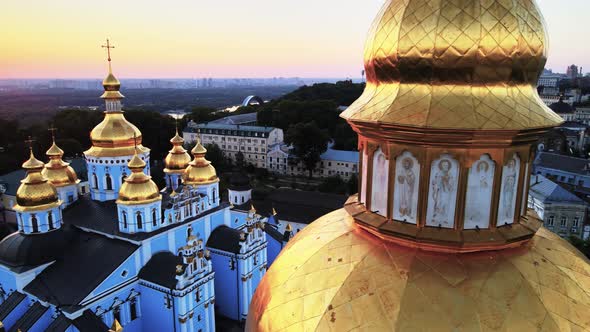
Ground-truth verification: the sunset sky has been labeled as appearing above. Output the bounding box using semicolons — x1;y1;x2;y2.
1;0;588;79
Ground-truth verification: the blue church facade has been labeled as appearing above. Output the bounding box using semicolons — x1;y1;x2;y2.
0;60;276;332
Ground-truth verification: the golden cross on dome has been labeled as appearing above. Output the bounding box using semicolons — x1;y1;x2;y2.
101;38;115;62
24;136;35;151
48;126;57;142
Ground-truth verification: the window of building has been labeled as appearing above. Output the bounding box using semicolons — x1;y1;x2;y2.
152;209;157;227
547;215;554;226
130;298;138;321
31;214;39;233
137;213;143;229
48;212;54;230
113;306;121;324
106;174;113;190
560;216;567;227
573;217;580;228
122;211;128;228
93;173;98;189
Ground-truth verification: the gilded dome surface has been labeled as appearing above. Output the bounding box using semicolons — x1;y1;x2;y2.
247;209;590;331
117;153;161;205
164;131;191;173
184;140;218;186
85;112;150;157
15;151;60;210
341;0;563;130
42;142;79;187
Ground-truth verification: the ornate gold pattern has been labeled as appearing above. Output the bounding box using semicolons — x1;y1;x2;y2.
341;0;562;130
116;150;161;205
183;139;219;186
85;112;149;157
14;150;60;211
247;209;590;331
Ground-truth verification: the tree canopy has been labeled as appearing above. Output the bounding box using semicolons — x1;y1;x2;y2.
285;121;330;178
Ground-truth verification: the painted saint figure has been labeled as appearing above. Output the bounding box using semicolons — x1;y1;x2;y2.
464;156;495;229
431;159;454;225
371;149;388;216
397;158;416;218
497;155;520;226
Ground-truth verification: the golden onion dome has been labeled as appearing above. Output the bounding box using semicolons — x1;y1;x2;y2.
247;209;590;331
341;0;563;130
184;139;218;186
164;130;191;174
85;112;150;157
42;141;80;187
117;151;161;205
100;70;125;100
14;150;60;211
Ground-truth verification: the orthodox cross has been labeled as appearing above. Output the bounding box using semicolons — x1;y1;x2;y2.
101;38;115;62
24;136;35;152
48;126;57;142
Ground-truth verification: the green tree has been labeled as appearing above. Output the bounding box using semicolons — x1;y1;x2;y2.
186;107;220;123
318;176;347;194
285;121;329;178
205;143;227;172
235;151;245;169
347;173;358;195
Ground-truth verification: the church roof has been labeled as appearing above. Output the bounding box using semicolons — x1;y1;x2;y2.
207;226;242;254
46;310;109;332
23;230;138;313
139;252;183;288
228;172;251;191
235;188;348;225
63;196;229;241
263;223;284;243
0;291;25;322
11;301;48;332
0;226;74;271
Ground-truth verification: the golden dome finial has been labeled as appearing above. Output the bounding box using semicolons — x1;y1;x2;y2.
100;38;124;100
109;319;123;332
272;207;277;216
341;0;562;130
164;121;190;174
43;127;79;187
285;223;292;232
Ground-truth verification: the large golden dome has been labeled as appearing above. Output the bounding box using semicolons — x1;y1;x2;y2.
14;150;60;211
164;130;191;174
42;141;80;187
85;112;149;157
183;140;218;186
117;152;161;205
247;209;590;331
341;0;562;130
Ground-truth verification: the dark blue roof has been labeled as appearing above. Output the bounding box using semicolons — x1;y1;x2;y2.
529;175;585;204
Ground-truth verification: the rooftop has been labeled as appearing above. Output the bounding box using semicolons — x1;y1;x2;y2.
185;122;276;134
320;149;358;163
210;112;257;125
534;152;590;176
529;175;585;204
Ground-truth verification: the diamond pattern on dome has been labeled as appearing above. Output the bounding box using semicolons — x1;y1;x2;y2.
247;209;590;331
341;0;563;130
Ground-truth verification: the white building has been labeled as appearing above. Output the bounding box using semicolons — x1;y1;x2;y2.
528;175;587;239
183;121;283;169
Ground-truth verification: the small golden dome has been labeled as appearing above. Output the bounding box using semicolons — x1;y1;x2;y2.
164;130;191;174
101;70;124;99
184;140;218;186
341;0;563;130
117;151;160;205
42;141;79;187
14;150;60;211
85;112;150;157
247;209;590;331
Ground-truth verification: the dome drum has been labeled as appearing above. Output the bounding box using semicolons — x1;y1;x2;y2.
350;135;539;253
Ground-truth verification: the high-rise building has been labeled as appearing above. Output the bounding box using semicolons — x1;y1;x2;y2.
247;1;590;331
567;64;581;80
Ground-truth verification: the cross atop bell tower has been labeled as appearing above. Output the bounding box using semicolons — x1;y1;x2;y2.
101;38;115;72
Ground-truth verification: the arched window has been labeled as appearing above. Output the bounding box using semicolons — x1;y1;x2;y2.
105;174;113;190
92;173;98;189
234;196;238;204
371;148;389;217
31;214;39;233
48;212;54;230
136;212;143;229
187;227;192;238
121;173;127;184
177;177;182;187
152;209;157;227
122;211;128;228
212;188;217;201
241;197;244;203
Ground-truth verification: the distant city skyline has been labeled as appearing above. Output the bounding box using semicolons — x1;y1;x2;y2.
1;0;588;79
